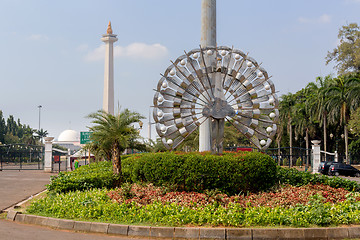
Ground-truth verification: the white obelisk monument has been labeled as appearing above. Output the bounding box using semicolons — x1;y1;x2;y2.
101;21;118;115
199;0;216;152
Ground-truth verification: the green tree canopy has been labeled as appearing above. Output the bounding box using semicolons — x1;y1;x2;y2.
326;23;360;74
349;107;360;136
87;109;144;180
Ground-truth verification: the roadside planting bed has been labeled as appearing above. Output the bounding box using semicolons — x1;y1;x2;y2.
26;152;360;227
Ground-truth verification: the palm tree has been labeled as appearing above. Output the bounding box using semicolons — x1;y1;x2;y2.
87;109;144;181
36;128;48;143
21;128;37;145
293;100;310;168
279;93;296;167
325;75;360;161
305;76;332;156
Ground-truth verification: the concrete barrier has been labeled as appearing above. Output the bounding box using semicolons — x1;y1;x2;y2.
226;228;252;240
108;224;128;235
174;227;200;239
8;212;360;239
90;222;109;233
127;225;150;237
150;226;174;238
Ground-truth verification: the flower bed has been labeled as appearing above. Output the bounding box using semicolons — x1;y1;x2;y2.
107;183;355;208
27;183;360;227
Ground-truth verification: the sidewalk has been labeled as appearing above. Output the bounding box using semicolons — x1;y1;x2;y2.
0;170;55;211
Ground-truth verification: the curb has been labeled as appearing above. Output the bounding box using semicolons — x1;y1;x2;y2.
2;189;47;212
6;211;360;239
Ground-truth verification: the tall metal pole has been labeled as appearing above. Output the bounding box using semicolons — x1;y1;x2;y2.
199;0;216;152
38;105;42;130
148;108;151;141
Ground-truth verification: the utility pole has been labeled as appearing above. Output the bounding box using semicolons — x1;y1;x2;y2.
38;105;42;130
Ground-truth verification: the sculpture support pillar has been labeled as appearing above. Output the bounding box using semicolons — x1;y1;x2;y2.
199;0;216;152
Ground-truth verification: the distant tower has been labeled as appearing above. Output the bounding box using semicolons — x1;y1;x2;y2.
101;21;118;115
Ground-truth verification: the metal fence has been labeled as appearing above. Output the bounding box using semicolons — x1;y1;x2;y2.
52;148;69;172
265;147;312;168
0;144;44;170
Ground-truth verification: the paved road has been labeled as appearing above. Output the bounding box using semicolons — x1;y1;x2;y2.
0;170;55;210
0;170;136;240
339;175;360;184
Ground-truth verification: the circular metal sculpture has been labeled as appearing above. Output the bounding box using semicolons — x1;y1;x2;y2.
153;46;279;153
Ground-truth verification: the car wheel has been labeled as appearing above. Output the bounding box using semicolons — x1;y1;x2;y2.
334;172;340;176
356;173;360;177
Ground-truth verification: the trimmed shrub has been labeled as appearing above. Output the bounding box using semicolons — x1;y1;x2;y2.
46;153;360;195
277;167;360;192
47;161;118;193
122;151;278;195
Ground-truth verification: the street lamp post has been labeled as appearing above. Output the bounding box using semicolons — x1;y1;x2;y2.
37;105;42;130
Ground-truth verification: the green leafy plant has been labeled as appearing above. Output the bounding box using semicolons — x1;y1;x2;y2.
27;185;360;227
277;167;360;192
47;161;118;193
122;151;278;195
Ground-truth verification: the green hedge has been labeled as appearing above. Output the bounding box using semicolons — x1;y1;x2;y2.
47;161;118;193
278;167;360;192
122;152;277;195
47;152;360;195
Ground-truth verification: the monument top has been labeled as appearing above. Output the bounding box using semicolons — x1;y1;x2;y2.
106;21;113;34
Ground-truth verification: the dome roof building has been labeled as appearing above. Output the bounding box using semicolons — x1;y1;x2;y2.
54;129;81;152
58;129;80;142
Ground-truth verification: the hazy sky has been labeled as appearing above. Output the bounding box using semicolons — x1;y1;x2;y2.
0;0;359;140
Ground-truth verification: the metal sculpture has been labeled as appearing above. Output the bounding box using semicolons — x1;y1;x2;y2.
153;46;279;153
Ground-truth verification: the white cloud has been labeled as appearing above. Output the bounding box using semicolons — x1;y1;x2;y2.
84;42;168;62
298;14;331;24
28;34;49;41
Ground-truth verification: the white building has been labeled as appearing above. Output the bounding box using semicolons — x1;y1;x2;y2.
54;129;81;152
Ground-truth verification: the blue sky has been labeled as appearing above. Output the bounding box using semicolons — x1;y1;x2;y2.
0;0;359;141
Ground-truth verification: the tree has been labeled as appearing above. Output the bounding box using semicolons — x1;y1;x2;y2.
6;115;17;136
326;23;360;74
36;128;48;143
292;89;316;169
349;107;360;136
348;107;360;159
21;127;37;145
152;138;168;152
0;111;6;143
325;75;360;161
279;93;296;167
87;109;144;182
305;76;332;154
